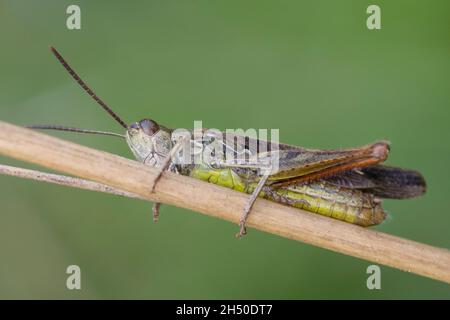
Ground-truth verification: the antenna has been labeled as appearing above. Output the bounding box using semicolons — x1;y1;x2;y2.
50;46;128;129
27;125;125;139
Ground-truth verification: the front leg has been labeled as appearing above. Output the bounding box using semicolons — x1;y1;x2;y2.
147;137;187;221
148;135;188;192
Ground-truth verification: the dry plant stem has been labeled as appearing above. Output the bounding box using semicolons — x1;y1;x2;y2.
0;120;449;284
0;164;142;200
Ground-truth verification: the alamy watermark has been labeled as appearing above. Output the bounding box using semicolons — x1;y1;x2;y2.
367;5;381;30
366;265;381;290
66;265;81;290
66;5;81;30
171;121;280;173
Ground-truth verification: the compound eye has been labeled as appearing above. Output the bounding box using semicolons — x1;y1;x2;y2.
139;119;160;136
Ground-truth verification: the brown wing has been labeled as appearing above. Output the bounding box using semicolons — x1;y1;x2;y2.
323;165;426;199
264;141;390;185
208;131;399;191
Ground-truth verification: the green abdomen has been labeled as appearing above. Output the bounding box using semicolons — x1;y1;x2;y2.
189;166;386;227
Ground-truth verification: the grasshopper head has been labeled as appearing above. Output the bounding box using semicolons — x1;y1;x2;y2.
125;119;173;167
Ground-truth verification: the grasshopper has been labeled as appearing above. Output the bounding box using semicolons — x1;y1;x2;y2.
29;47;426;237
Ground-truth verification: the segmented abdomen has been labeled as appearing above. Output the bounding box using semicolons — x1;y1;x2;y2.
266;182;386;226
189;166;386;226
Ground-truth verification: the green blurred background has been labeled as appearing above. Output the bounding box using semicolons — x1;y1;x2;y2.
0;0;449;299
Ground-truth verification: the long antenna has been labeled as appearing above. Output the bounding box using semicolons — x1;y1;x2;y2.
50;46;128;129
27;125;125;139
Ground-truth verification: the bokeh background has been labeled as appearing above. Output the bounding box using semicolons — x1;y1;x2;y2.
0;0;449;299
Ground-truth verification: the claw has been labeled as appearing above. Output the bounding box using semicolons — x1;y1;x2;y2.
235;223;247;238
152;202;161;222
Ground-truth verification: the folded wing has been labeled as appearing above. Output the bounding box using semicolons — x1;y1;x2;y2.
323;165;426;199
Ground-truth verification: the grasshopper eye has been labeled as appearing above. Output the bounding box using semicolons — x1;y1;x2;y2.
139;119;160;136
